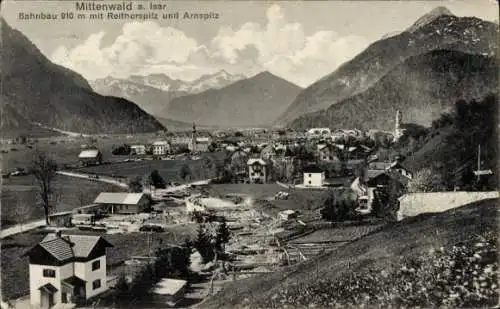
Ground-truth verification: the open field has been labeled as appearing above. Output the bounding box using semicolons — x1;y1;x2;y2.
203;198;499;308
0;133;165;170
1;174;124;228
0;224;198;301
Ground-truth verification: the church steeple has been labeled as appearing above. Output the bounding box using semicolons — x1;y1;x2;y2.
394;109;404;142
190;122;197;153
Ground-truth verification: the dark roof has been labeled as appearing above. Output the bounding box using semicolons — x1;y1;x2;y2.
28;233;112;261
39;237;74;262
365;169;386;181
65;235;112;258
368;162;393;170
303;165;323;173
62;276;87;287
39;283;58;294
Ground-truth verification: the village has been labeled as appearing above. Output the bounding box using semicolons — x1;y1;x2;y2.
2;107;496;309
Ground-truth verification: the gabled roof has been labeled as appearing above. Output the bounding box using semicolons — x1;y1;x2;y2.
78;149;100;159
365;169;386;181
39;237;74;262
368;162;393;170
303;165;323;173
153;141;170;146
65;234;112;258
39;283;58;294
247;158;267;165
62;276;87;287
94;192;145;205
32;233;113;261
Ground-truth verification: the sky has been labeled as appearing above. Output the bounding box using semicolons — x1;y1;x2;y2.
2;0;498;87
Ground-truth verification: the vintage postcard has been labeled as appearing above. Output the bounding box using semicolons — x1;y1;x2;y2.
0;0;498;308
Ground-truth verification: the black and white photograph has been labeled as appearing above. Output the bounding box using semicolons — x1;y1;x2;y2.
0;0;498;308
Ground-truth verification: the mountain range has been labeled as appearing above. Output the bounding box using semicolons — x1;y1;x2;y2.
1;18;165;137
277;7;498;128
89;70;246;116
289;50;497;130
164;71;302;128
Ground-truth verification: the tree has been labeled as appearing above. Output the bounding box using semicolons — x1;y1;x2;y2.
215;218;231;254
193;224;215;263
113;274;130;306
407;168;444;193
128;176;143;193
148;170;166;189
15;195;33;232
320;189;357;222
179;164;192;183
30;151;58;224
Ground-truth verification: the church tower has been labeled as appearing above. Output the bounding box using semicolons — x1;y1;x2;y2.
190;122;197;153
394;109;404;142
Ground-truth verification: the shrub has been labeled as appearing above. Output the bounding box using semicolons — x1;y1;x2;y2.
260;231;498;308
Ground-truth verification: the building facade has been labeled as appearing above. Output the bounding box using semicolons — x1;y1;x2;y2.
152;141;171;156
93;192;150;214
78;149;103;167
130;145;146;155
247;158;268;183
24;233;112;308
303;165;325;187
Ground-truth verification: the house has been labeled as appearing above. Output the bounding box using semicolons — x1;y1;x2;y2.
247;158;268;184
350;177;375;215
48;211;74;227
152;141;171;156
306;128;331;139
190;137;211;153
93;192;149;214
317;144;340;162
388;161;413;179
130;145;146;155
151;278;188;307
78;149;102;167
72;213;95;226
368;161;413;179
303;165;325;187
363;170;409;191
23;233;113;308
260;144;277;160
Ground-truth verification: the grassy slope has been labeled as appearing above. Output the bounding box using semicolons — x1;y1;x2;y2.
203;198;498;308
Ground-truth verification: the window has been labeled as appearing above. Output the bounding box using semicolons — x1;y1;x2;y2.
308;181;311;185
43;269;56;278
308;174;311;177
92;279;101;290
92;260;100;271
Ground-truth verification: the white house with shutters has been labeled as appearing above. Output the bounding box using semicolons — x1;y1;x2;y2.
247;158;268;183
152;141;171;156
303;165;325;187
23;233;113;308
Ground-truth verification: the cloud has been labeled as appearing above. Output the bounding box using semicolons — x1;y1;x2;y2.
208;4;368;86
50;4;369;87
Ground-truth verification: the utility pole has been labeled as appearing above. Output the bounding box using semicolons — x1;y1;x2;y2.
477;144;481;182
